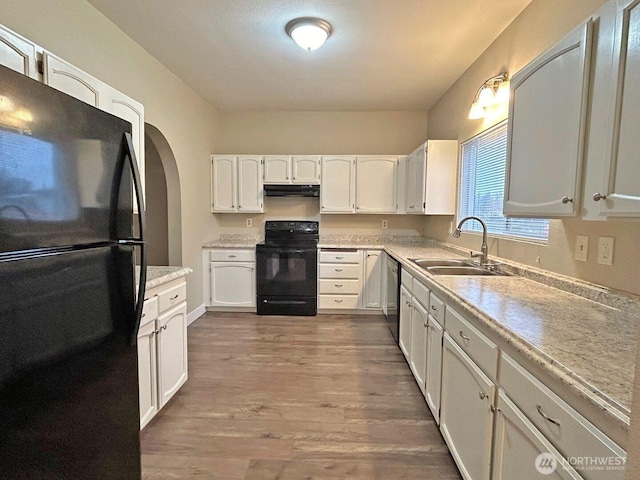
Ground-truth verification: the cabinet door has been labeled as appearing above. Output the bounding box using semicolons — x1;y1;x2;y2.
237;156;263;212
137;320;158;429
210;262;256;307
292;156;320;184
399;285;412;361
157;302;188;408
492;391;583;480
410;299;428;395
42;52;109;110
425;315;443;424
320;156;355;213
404;151;417;212
355;156;398;213
0;24;39;79
424;140;459;215
504;21;593;217
362;250;383;309
211;156;237;212
440;334;495;480
263;156;290;184
595;0;640;216
412;146;427;214
106;89;145;211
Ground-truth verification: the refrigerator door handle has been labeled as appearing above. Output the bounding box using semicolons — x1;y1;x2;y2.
121;132;147;343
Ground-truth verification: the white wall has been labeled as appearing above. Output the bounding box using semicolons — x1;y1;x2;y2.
0;0;221;312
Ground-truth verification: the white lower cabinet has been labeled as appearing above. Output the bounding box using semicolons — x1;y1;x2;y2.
440;334;495;480
137;279;188;429
362;250;383;309
399;284;412;360
207;249;256;308
157;302;188;408
409;298;428;395
425;314;443;423
492;390;582;480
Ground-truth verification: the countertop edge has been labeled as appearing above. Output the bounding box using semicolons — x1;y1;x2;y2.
145;266;193;290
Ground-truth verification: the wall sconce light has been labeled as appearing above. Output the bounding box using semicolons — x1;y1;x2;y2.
285;17;332;51
468;72;510;119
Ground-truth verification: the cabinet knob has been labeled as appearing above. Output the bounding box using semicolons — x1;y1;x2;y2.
561;196;573;204
593;192;607;201
479;391;488;400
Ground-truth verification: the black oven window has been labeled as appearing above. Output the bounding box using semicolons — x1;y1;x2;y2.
265;253;307;282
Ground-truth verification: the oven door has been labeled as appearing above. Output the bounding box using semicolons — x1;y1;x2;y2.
256;245;317;297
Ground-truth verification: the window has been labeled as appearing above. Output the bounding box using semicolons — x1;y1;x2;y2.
458;121;549;242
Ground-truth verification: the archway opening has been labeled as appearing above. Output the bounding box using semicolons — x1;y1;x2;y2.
144;123;182;266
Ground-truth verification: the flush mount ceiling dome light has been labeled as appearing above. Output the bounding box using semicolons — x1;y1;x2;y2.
285;17;332;51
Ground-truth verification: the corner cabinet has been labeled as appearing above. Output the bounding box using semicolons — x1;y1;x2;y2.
405;141;458;215
504;20;593;217
355;156;398;213
211;155;264;213
320;156;355;213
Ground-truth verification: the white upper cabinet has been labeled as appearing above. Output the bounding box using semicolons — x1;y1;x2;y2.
263;155;320;184
355;156;398;213
320;156;355;213
405;141;458;215
591;0;640;217
0;25;39;79
263;156;291;184
504;21;593;217
43;52;108;110
211;156;263;213
292;156;320;184
211;156;237;212
237;156;264;212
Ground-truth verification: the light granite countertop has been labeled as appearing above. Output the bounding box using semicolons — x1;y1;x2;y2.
202;234;638;439
143;266;192;290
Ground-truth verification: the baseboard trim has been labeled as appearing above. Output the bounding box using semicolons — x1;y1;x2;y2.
187;303;206;325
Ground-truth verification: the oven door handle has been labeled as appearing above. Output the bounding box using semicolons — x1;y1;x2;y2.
257;247;312;255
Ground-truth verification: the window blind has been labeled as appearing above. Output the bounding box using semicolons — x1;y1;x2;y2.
458;122;549;242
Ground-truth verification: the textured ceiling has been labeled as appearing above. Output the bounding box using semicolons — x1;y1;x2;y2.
87;0;533;112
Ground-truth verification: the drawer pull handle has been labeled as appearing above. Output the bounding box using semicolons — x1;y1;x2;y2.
335;284;343;288
335;299;343;303
335;256;344;259
335;268;343;272
459;331;470;341
431;305;438;312
536;404;561;426
170;294;179;301
228;255;237;258
479;391;488;400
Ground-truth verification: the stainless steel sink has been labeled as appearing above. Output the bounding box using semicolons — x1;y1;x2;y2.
410;258;511;276
411;258;475;268
426;266;510;276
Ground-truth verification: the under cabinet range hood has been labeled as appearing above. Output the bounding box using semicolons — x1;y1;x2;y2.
263;184;320;197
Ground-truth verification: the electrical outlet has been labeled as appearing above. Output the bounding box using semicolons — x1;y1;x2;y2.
598;237;614;265
246;218;252;228
381;219;388;229
575;235;589;262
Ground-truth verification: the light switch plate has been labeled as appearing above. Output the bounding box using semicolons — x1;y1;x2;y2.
598;237;614;265
575;235;589;262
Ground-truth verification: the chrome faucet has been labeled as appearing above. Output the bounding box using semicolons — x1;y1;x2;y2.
452;216;489;265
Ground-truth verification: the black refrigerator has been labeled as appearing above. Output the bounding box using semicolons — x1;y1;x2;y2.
0;64;147;478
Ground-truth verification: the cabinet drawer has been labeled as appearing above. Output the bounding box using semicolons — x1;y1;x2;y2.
140;297;158;327
500;354;625;476
445;306;498;379
318;294;360;309
318;264;361;279
209;249;255;262
401;269;413;289
319;250;360;264
157;282;187;313
412;280;430;310
319;279;360;295
429;292;445;323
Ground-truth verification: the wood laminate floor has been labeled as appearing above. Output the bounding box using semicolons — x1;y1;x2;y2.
141;312;461;479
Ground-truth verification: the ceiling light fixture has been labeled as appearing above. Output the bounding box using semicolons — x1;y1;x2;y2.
468;72;510;120
285;17;332;51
